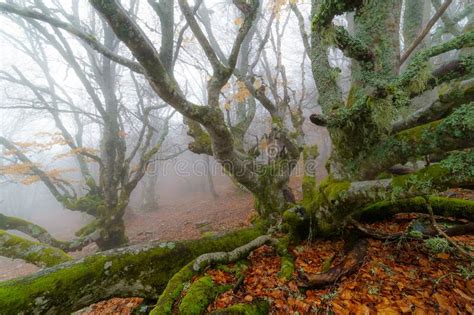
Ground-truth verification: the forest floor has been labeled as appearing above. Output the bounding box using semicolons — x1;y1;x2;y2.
82;189;474;315
0;185;254;281
83;221;474;315
1;187;473;314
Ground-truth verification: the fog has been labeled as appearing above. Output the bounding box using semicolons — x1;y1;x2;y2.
0;0;331;252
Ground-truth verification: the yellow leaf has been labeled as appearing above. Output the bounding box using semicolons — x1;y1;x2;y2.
253;78;262;90
233;17;243;26
234;81;251;102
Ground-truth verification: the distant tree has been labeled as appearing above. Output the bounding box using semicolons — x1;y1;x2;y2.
0;1;174;249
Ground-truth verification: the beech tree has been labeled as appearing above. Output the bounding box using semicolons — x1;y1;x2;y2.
0;1;174;250
0;0;472;313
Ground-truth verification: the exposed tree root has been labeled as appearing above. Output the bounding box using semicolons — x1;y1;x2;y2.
349;217;474;241
297;238;368;288
425;200;474;258
429;222;474;236
193;235;274;272
393;212;470;224
150;261;195;315
348;218;403;240
151;235;273;314
178;275;231;315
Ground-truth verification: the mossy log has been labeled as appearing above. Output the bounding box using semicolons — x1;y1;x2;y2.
0;230;72;268
0;227;263;314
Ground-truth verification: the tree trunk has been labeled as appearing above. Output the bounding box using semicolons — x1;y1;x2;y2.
205;155;218;199
142;173;159;211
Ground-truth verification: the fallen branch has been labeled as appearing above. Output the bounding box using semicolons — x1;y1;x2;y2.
426;199;474;258
393;212;470;224
350;217;474;241
193;235;274;271
348;218;403;240
297;238;368;288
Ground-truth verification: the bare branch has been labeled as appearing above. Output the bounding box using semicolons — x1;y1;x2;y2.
400;0;453;65
0;2;144;73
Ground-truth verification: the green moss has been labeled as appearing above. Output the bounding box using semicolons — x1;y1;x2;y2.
63;193;104;216
201;231;216;238
302;175;317;209
324;181;351;203
75;220;99;237
0;230;72;267
278;255;294;280
178;276;231;315
321;254;335;272
150;261;195;315
209;300;269;315
424;237;451;254
282;208;309;242
357;196;474;222
273;236;294;280
0;227;264;313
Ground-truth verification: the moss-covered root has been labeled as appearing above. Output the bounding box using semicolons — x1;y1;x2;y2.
0;227;263;314
178;276;231;315
0;230;72;267
282;206;310;242
150;261;195;315
209;300;270;315
356;196;474;222
151;235;272;315
279;255;295;281
275;237;294;281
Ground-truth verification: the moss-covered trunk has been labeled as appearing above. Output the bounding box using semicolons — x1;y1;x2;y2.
254;184;295;217
0;227;263;314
